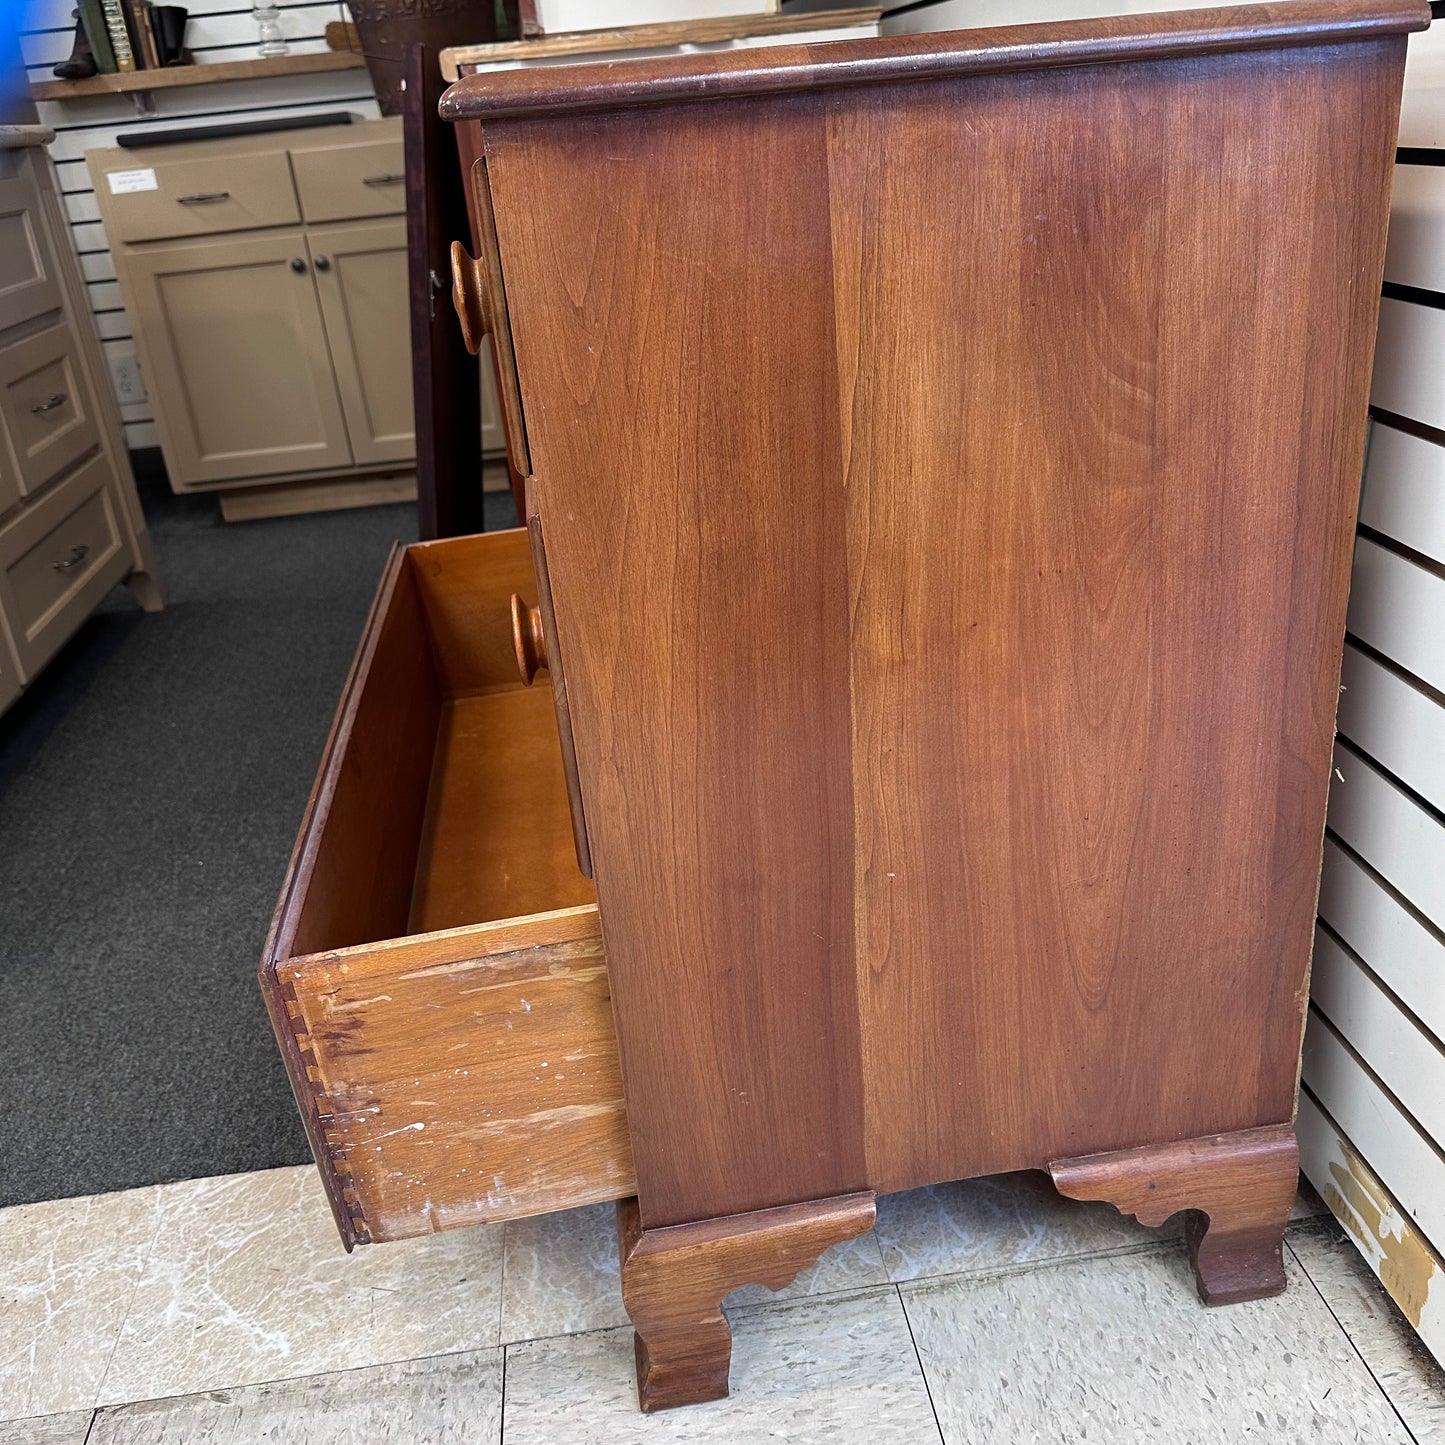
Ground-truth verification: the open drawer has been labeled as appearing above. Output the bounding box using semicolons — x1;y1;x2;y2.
260;527;634;1248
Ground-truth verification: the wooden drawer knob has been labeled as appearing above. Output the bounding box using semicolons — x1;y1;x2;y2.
450;240;490;356
511;593;548;685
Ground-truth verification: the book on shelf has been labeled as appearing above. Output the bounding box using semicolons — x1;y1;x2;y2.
78;0;117;73
100;0;137;70
124;0;162;69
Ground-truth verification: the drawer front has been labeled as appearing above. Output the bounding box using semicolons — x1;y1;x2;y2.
0;455;128;679
261;530;630;1248
96;151;299;244
272;907;633;1245
0;325;100;498
0;173;61;332
291;136;406;224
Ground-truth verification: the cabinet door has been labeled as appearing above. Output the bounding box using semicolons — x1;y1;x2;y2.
124;231;352;486
306;220;414;468
0;174;61;333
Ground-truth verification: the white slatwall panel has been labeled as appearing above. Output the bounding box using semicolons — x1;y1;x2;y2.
1328;741;1445;930
1310;929;1445;1144
1371;297;1445;433
1302;1016;1445;1248
1295;1091;1445;1364
17;0;377;448
1336;644;1445;813
1318;837;1445;1046
1346;535;1445;696
1400;18;1445;149
1361;422;1445;567
1385;164;1445;293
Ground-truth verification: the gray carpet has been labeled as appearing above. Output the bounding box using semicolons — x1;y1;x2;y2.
0;475;517;1207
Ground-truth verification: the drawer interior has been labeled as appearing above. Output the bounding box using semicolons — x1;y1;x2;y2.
264;527;632;1247
278;527;595;962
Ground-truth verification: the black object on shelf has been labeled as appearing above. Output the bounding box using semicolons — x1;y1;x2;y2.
117;112;357;149
53;10;99;80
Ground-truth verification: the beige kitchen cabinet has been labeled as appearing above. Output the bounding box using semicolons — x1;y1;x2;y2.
122;231;353;485
307;219;413;468
0;126;161;719
90;118;504;519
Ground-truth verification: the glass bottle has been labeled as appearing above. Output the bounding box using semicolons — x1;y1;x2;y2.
253;3;288;57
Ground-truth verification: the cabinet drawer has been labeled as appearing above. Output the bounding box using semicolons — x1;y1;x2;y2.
261;526;633;1248
0;173;61;332
95;151;299;244
0;455;127;679
291;135;406;224
0;324;100;498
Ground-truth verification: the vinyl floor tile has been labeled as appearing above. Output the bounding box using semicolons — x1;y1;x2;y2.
904;1244;1412;1444
96;1167;503;1405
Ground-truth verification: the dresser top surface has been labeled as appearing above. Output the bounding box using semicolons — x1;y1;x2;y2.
439;0;1428;123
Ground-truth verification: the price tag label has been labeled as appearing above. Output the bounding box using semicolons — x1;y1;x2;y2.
107;168;159;195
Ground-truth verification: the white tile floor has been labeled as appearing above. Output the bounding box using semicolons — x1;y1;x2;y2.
1;1164;1441;1443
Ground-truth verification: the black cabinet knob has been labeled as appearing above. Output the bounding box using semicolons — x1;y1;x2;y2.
290;257;306;273
313;255;331;271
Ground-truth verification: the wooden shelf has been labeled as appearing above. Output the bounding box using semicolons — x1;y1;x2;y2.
29;50;368;102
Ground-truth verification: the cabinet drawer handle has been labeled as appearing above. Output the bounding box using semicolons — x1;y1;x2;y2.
511;593;548;686
313;254;331;272
450;241;490;356
177;191;230;204
30;392;66;414
52;543;89;572
362;173;404;186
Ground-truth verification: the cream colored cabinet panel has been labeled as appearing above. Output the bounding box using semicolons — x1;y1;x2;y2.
0;174;61;332
306;220;413;468
482;365;503;455
0;324;101;498
0;612;19;714
0;453;129;680
291;133;406;224
125;232;353;486
94;151;300;245
0;447;19;523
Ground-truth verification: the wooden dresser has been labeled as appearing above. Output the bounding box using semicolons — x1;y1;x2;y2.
261;0;1428;1413
0;125;160;717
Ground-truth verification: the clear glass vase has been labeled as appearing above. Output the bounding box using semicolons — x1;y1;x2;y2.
253;3;288;57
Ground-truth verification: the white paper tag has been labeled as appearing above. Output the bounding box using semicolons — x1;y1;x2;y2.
107;168;158;195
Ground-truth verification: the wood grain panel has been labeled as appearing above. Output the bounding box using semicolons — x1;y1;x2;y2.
475;23;1407;1226
488;97;866;1228
279;906;633;1242
826;42;1399;1188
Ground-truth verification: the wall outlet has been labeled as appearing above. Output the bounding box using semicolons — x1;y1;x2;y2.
111;353;147;405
